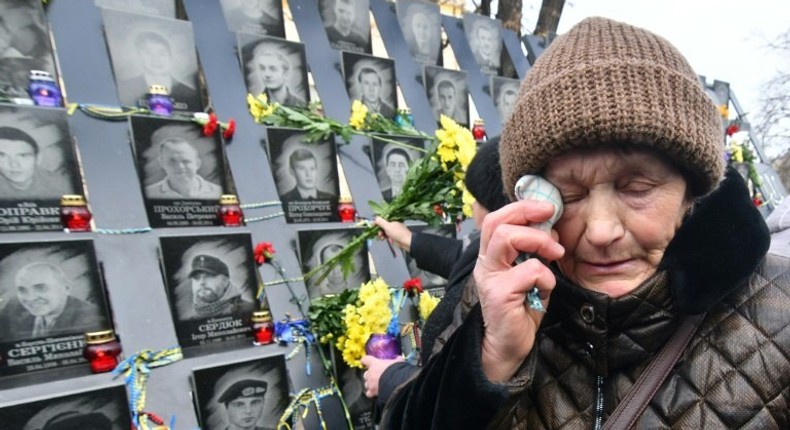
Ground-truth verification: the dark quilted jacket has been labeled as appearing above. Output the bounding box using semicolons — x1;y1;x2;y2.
381;170;790;430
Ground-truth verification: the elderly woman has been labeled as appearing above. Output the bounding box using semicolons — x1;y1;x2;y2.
380;17;790;429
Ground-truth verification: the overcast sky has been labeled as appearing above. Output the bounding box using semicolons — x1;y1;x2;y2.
479;0;787;133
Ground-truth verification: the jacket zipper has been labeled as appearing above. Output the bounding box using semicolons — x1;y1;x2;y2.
593;375;604;430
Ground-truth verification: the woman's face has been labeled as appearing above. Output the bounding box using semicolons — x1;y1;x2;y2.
544;147;690;298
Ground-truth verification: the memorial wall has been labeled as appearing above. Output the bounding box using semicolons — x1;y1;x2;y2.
0;0;532;428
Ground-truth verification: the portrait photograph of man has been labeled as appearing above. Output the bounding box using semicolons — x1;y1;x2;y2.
159;233;259;348
297;228;370;300
491;76;520;123
370;136;425;203
0;384;130;430
192;355;288;430
403;224;456;289
266;127;340;223
463;13;503;76
0;240;111;376
424;65;469;126
396;0;442;66
131;116;233;227
238;34;309;108
220;0;285;37
318;0;371;54
0;105;83;217
102;9;204;112
0;0;58;101
342;52;397;119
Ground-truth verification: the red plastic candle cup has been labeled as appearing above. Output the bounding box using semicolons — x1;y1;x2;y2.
60;195;92;232
84;330;122;373
252;310;274;346
218;194;243;227
338;196;356;223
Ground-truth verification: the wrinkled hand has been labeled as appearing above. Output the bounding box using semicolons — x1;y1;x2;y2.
374;217;413;252
360;354;405;398
475;200;565;382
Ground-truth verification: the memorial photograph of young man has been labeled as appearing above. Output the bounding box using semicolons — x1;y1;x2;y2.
219;0;285;37
425;66;469;126
396;0;441;65
342;53;397;119
132;120;227;201
193;357;288;430
240;35;308;107
463;14;503;76
102;9;203;112
319;0;370;53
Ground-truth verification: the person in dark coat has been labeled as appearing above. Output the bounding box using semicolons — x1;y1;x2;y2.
363;139;508;413
0;262;108;342
379;17;790;430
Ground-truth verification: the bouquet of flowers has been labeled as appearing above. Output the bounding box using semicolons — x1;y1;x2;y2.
247;93;478;285
308;278;440;368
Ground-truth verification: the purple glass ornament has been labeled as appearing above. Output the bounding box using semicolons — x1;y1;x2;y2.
365;333;401;359
146;84;174;116
28;70;62;107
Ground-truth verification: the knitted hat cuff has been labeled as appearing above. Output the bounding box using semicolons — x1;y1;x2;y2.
501;59;724;197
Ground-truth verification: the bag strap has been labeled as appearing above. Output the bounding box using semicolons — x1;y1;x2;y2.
602;313;706;430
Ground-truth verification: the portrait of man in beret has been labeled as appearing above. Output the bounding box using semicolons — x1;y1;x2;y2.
217;379;274;430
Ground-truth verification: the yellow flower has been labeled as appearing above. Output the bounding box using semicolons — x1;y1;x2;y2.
731;143;744;163
418;291;440;321
718;104;729;118
349;100;369;130
247;93;276;121
462;186;475;218
454;129;477;169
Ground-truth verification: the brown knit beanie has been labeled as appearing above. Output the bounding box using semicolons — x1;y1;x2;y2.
501;17;724;198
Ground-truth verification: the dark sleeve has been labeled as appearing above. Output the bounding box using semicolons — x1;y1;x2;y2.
376;362;419;409
381;305;509;430
409;233;464;279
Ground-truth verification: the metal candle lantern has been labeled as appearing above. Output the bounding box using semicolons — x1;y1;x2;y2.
28;70;62;107
60;195;92;232
146;84;174;116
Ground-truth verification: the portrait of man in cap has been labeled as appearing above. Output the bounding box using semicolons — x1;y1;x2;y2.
192;356;288;430
40;411;112;430
189;254;256;319
216;379;273;430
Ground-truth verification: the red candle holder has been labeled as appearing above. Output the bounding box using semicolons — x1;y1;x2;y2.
60;195;92;232
83;330;122;373
252;310;274;346
338;196;356;223
472;119;487;142
218;194;243;227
